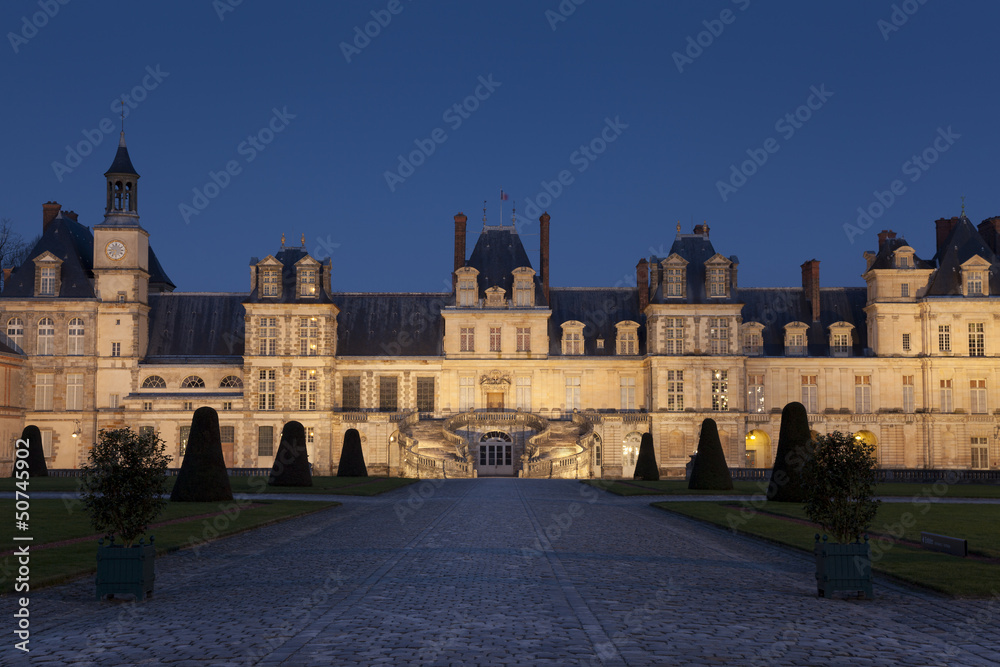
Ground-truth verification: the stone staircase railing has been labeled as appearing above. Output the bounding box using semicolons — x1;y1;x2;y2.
398;410;472;478
525;411;598;479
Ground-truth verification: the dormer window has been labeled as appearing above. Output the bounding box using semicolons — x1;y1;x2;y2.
741;322;764;356
705;254;733;298
456;267;479;307
512;267;535;307
966;271;985;296
784;322;809;357
299;268;317;296
708;268;727;296
961;256;990;297
662;254;688;298
828;321;854;357
561;321;585;355
485;286;506;308
32;252;62;297
40;268;56;295
615;321;639;355
262;270;279;296
894;246;915;269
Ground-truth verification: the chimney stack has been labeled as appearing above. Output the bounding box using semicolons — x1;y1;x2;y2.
64;210;79;222
453;212;467;291
539;212;550;304
801;259;821;322
649;258;661;297
692;222;710;238
877;229;896;252
935;217;959;254
636;259;649;312
978;217;1000;255
42;201;61;229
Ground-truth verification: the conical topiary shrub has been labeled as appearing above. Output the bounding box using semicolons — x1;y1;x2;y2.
269;421;312;487
170;407;233;502
337;428;368;477
766;401;814;502
11;425;47;477
633;432;660;481
688;418;733;490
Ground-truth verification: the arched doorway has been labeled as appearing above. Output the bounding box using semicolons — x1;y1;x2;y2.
622;431;642;478
745;429;771;468
477;431;514;476
853;430;878;465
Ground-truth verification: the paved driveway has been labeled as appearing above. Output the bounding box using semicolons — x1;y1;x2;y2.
12;479;1000;666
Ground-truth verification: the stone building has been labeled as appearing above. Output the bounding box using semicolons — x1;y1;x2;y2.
1;135;998;477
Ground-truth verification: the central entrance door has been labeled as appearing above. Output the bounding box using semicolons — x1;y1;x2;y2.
487;392;504;410
477;430;514;476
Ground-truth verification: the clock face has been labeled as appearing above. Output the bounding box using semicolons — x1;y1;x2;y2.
106;241;126;261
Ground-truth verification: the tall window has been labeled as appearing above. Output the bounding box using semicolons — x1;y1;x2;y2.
67;318;84;355
379;376;398;412
708;318;729;355
938;325;951;353
969;322;985;357
966;270;984;296
35;373;54;410
900;283;909;297
489;327;501;353
299;268;317;296
258;369;276;411
261;269;280;297
854;375;871;413
299;317;319;356
459;377;475;411
971;437;989;469
417;377;435;412
298;370;317;411
786;332;806;356
37;318;54;355
902;375;914;414
342;376;361;410
516;376;531;411
66;373;83;411
516;327;531;353
458;279;477;307
665;318;684;355
565;376;581;411
221;426;235;447
563;329;583;355
666;370;683;411
618;330;637;355
460;327;475;353
743;330;763;356
711;370;728;411
258;426;274;456
111;342;121;357
801;375;818;413
748;374;765;413
514;278;533;307
708;267;727;297
902;333;911;352
259;317;278;356
939;379;953;413
620;377;636;411
970;379;987;414
831;333;850;356
666;267;684;297
6;318;23;350
39;267;56;295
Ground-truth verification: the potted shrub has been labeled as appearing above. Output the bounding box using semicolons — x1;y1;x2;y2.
803;430;880;598
81;427;171;601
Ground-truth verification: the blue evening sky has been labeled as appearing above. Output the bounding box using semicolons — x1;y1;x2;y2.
2;1;998;293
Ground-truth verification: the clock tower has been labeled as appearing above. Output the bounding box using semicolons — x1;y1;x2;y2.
93;131;152;364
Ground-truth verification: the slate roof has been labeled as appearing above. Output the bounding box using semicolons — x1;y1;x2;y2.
244;247;333;304
148;247;176;291
926;216;999;296
105;132;138;175
650;234;739;304
146;293;249;361
1;214;96;299
465;226;546;305
548;287;644;356
739;287;868;356
866;236;934;271
334;293;448;356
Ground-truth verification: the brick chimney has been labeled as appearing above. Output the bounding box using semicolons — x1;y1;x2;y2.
636;259;649;312
42;201;61;230
649;259;661;297
978;217;1000;255
453;212;467;291
935;217;959;253
693;222;710;238
64;210;79;222
877;229;896;252
801;259;820;322
539;212;550;304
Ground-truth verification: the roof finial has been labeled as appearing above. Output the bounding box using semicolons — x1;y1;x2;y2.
511;201;516;225
676;221;681;234
301;233;305;247
961;195;966;217
483;200;487;225
281;233;285;248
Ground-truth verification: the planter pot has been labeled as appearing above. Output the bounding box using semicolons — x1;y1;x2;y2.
96;537;155;601
814;535;872;598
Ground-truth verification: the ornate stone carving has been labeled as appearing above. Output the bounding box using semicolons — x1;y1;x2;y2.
479;369;511;387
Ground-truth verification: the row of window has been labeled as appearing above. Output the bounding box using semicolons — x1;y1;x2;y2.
459;326;535;353
660;262;730;298
141;375;244;389
456;267;535;308
256;317;321;356
257;266;319;298
7;317;85;355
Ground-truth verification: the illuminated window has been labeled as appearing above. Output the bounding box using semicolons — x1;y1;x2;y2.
299;369;317;411
748;375;765;413
711;370;728;411
179;426;190;456
969;322;985;357
666;370;683;411
300;317;319;356
298;267;317;296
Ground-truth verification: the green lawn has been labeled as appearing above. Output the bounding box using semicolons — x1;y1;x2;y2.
0;475;417;496
583;478;1000;499
654;500;1000;597
0;498;337;593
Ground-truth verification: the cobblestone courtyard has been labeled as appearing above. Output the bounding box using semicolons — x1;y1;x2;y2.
11;480;1000;666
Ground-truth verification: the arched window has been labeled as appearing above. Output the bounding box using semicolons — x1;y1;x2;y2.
68;318;85;355
37;318;54;355
142;375;166;389
181;376;205;389
480;430;512;442
6;318;23;350
220;375;243;388
114;181;123;211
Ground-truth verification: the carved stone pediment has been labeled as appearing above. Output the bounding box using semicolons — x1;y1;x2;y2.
480;369;511;387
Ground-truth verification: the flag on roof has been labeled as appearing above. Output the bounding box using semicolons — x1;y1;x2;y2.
500;190;509;200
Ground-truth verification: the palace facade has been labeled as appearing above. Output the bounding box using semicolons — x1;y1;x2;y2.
1;135;999;478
